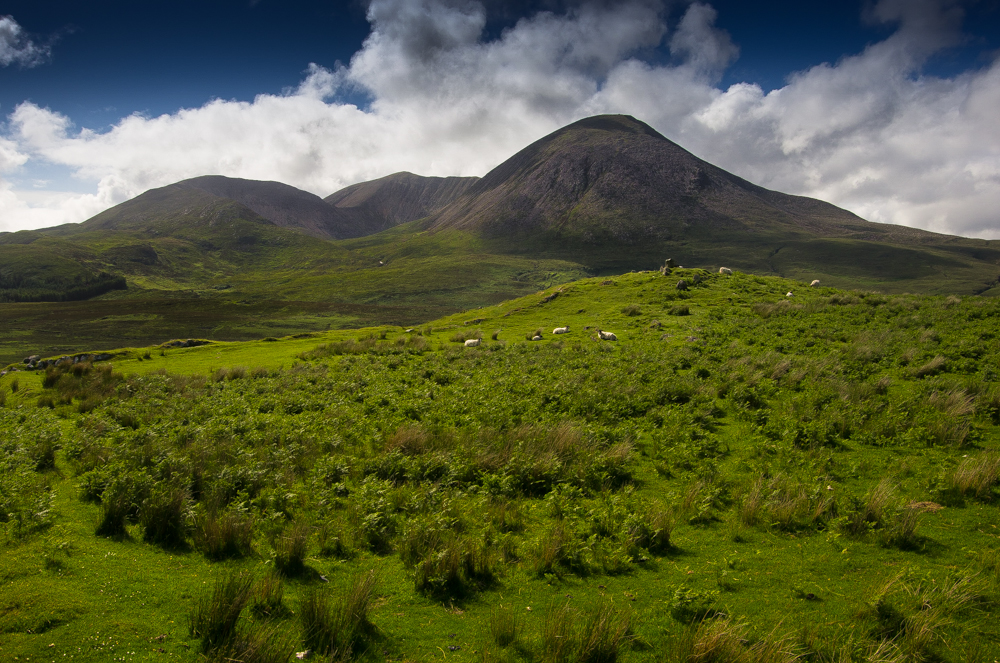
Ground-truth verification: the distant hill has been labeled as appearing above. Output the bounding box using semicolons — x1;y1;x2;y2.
325;172;478;233
79;176;375;241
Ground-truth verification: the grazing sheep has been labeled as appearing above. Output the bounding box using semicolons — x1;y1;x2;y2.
532;335;543;341
552;326;570;334
810;279;820;287
596;329;618;341
719;267;732;275
464;339;481;347
786;291;794;297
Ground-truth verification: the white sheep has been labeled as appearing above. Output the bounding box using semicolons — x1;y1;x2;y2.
552;326;570;334
596;329;617;341
532;335;543;341
464;339;481;347
786;291;794;297
719;267;732;275
810;279;820;287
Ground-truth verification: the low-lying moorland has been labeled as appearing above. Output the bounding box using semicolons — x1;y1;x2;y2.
1;269;999;662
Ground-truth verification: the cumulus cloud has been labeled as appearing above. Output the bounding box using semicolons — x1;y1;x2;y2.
2;0;999;238
0;16;50;67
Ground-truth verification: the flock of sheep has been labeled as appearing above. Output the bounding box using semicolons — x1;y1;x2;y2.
461;267;820;348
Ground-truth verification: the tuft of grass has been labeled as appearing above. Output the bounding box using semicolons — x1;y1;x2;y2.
541;602;632;663
140;485;190;548
667;618;799;663
273;521;310;576
490;604;520;648
195;510;254;560
203;623;295;663
189;570;255;653
911;356;946;378
943;453;1000;501
94;487;130;538
301;571;378;659
250;572;287;620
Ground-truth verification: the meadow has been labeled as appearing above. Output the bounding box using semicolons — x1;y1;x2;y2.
1;269;999;663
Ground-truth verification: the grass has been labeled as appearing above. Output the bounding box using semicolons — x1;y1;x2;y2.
1;269;1000;661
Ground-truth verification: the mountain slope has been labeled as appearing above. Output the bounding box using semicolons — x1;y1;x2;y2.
325;172;478;232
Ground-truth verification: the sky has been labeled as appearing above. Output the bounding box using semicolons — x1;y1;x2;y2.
1;0;999;237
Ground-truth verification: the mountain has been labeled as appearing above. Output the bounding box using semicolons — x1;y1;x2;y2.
426;115;927;244
325;172;478;232
418;115;1000;288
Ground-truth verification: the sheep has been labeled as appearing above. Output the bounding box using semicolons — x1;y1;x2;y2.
719;267;732;275
596;329;618;341
810;279;820;287
532;335;543;341
464;339;481;347
786;291;794;297
552;326;570;334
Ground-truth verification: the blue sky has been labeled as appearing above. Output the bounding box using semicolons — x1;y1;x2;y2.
2;0;1000;236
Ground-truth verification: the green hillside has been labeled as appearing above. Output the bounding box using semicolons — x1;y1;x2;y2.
2;269;999;662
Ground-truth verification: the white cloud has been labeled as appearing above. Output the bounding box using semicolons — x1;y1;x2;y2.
1;0;999;238
0;16;49;68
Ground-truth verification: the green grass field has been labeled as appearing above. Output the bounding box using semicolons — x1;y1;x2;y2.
2;269;999;662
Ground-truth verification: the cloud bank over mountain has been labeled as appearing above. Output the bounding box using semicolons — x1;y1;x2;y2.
2;0;999;238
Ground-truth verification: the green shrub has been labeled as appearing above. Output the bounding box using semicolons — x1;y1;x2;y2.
621;304;642;317
669;587;721;623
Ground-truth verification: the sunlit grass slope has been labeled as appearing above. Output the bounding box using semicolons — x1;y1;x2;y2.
2;269;1000;663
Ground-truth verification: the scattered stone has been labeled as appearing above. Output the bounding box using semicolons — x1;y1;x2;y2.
676;280;689;291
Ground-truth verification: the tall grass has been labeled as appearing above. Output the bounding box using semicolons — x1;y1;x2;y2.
666;618;799;663
189;570;255;652
273;521;310;576
541;602;632;663
140;486;190;547
943;453;1000;501
490;604;520;648
300;571;378;659
194;510;255;560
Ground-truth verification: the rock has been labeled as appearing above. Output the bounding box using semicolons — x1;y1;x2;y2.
676;279;689;291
